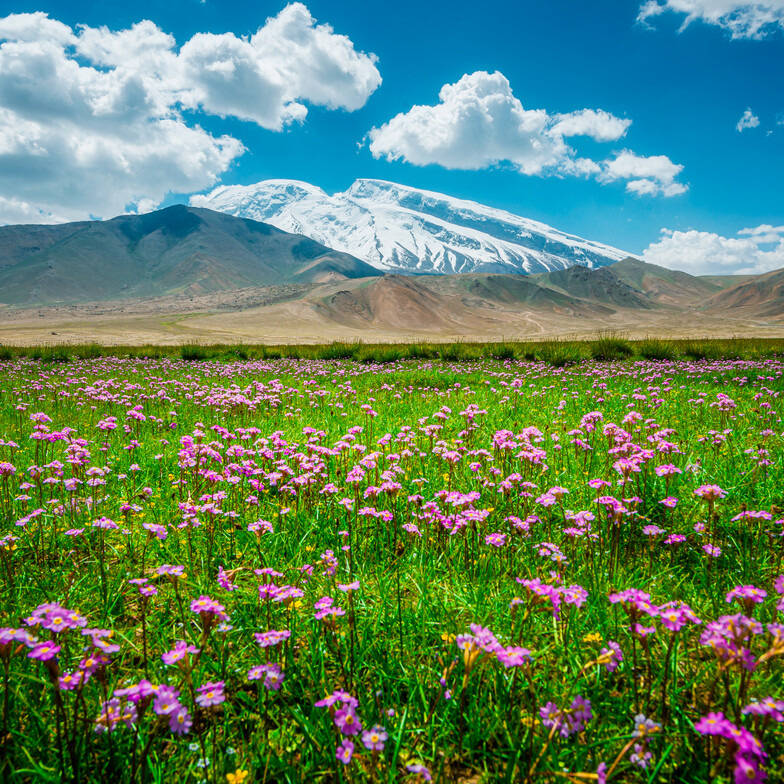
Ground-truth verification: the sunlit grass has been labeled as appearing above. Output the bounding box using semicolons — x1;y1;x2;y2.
0;353;781;782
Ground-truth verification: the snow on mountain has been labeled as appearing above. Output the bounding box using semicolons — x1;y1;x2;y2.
190;178;634;275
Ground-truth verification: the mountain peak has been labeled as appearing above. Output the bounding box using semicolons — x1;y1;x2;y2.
192;178;634;275
0;206;377;306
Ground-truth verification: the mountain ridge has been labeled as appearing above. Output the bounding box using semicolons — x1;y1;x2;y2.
2;202;783;345
191;178;634;275
0;205;380;306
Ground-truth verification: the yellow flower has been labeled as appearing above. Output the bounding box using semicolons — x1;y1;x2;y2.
441;632;456;643
227;770;249;784
582;632;602;644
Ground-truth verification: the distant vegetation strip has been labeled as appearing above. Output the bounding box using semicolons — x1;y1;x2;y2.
2;335;784;365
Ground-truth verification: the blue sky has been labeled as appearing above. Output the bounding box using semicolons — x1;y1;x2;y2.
0;0;782;270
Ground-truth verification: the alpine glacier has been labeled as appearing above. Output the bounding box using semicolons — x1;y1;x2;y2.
191;179;634;274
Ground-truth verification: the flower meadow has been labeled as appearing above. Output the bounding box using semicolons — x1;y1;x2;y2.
0;353;782;783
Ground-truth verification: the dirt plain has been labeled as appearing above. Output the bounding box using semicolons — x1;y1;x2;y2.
0;274;782;346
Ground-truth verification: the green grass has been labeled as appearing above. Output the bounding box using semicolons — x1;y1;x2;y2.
0;352;781;782
4;353;784;782
637;336;676;361
3;336;784;366
588;331;634;361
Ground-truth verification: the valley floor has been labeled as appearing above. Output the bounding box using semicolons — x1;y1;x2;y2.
0;276;782;345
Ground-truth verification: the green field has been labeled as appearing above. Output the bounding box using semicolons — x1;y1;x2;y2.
0;351;782;783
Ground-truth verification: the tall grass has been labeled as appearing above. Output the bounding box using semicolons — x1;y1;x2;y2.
637;335;676;360
2;336;784;365
589;331;633;361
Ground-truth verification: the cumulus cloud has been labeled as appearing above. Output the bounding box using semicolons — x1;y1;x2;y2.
736;108;760;131
643;225;784;275
0;5;381;223
368;71;685;196
550;109;632;141
600;150;688;196
638;1;784;39
368;71;569;174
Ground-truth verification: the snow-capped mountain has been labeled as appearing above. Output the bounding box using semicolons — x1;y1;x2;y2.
191;178;633;275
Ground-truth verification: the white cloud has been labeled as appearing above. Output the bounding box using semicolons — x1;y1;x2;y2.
0;11;74;44
638;1;784;39
0;5;381;224
600;150;688;196
736;107;760;131
368;71;685;196
368;71;569;174
551;109;632;141
0;194;71;224
643;225;784;275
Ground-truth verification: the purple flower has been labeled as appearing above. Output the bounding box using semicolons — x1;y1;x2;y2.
727;725;766;758
659;602;701;633
655;464;682;478
559;584;589;609
540;701;562;731
599;641;623;672
156;564;185;578
263;663;285;691
633;714;662;738
695;711;733;737
217;566;238;591
190;595;225;617
694;484;727;502
161;640;200;666
336;739;354;765
742;697;784;722
152;686;181;717
59;670;88;690
334;706;362;736
115;679;156;704
169;706;192;735
337;580;361;592
734;753;767;783
254;630;291;648
361;724;388;751
469;623;502;653
631;743;652;769
195;681;225;707
315;690;358;709
28;642;60;661
633;623;657;638
726;585;767;612
568;695;592;733
79;651;109;674
406;763;432;781
94;697;136;734
496;646;531;668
